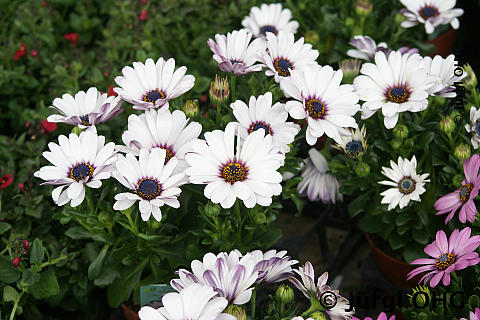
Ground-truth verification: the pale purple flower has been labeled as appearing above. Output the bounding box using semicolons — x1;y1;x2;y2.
352;312;395;320
249;249;298;284
207;29;266;75
465;106;480;149
460;308;480;320
407;227;480;288
435;154;480;224
347;35;387;61
289;262;354;320
424;54;466;98
170;250;258;305
291;317;313;320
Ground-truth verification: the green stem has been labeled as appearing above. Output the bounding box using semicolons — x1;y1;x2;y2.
9;289;25;320
230;75;236;102
251;288;256;319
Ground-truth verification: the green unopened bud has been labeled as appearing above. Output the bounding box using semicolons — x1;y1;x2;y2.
72;126;82;135
454;143;471;162
439;117;455;134
391;138;402;149
224;305;246;320
275;284;294;304
182;99;199;118
462;63;477;89
395;12;406;25
449;110;461;120
417;312;429;320
345;17;355;29
452;174;464;187
204;202;221;218
310;311;328;320
355;162;370;177
408;286;431;307
150;220;162;229
393;124;409;139
352;26;363;36
209;75;229;104
469;294;480;308
355;0;372;16
305;30;320;45
254;211;267;224
338;59;361;84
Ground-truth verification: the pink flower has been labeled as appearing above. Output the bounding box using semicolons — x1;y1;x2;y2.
407;227;480;288
435;154;480;224
40;119;57;133
352;312;395;320
460;308;480;320
64;33;79;45
140;0;147;3
139;10;148;21
31;50;38;57
18;183;25;192
14;42;27;61
0;174;13;189
107;85;117;97
12;257;21;267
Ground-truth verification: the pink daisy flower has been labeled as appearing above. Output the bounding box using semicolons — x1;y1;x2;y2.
407;227;480;288
460;308;480;320
434;154;480;224
352;312;395;320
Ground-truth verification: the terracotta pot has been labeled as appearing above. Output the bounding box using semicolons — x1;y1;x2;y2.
121;304;140;320
365;233;422;289
424;28;458;58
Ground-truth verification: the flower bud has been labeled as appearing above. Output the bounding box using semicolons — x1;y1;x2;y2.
182;99;199;118
439;117;455;134
391;138;402;149
204;202;221;218
452;174;464;187
22;240;29;250
275;284;294;304
395;12;406;25
310;311;328;320
355;0;372;16
345;17;355;29
355;162;370;177
462;63;477;89
454;143;471;162
12;257;21;267
224;305;246;320
408;286;431;307
393;124;408;139
209;75;229;104
338;59;361;84
305;31;320;46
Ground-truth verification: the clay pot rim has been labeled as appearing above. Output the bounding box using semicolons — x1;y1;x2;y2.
364;232;411;267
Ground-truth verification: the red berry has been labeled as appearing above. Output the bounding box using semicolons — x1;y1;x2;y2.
31;50;38;57
199;95;207;103
12;257;21;267
139;10;148;21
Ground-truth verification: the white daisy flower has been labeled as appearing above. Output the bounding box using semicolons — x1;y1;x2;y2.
423;54;466;98
332;125;368;159
259;31;319;83
207;29;266;75
354;51;436;129
465;106;480;149
378;155;430;211
280;65;360;145
114;57;195;111
249;249;298;284
399;0;464;34
34;127;117;207
170;250;258;305
230;92;301;153
291;317;313;320
47;87;123;128
185;122;285;209
120;109;202;177
289;262;354;320
113;148;185;221
241;3;299;38
297;148;342;204
138;284;235;320
347;35;387;61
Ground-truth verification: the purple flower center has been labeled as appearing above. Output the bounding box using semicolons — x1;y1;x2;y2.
475;121;480;135
143;89;166;103
230;60;242;65
386;86;410;104
346;141;363;153
419;6;438;20
435;252;456;270
458;184;473;203
220;162;248;184
273;58;293;77
248;121;273;136
398;176;416;194
260;25;278;36
136;178;162;200
305;98;327;119
80;115;90;126
69;163;94;182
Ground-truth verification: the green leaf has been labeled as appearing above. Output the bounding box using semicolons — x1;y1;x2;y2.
417;132;435;149
403;243;426;263
30;270;60;299
30;238;45;265
395;213;411;226
0;257;21;283
3;286;19;302
19;268;41;288
0;222;11;235
65;226;92;239
388;232;407;250
107;262;146;308
358;214;384;233
88;244;110;280
412;228;430;245
348;192;371;217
